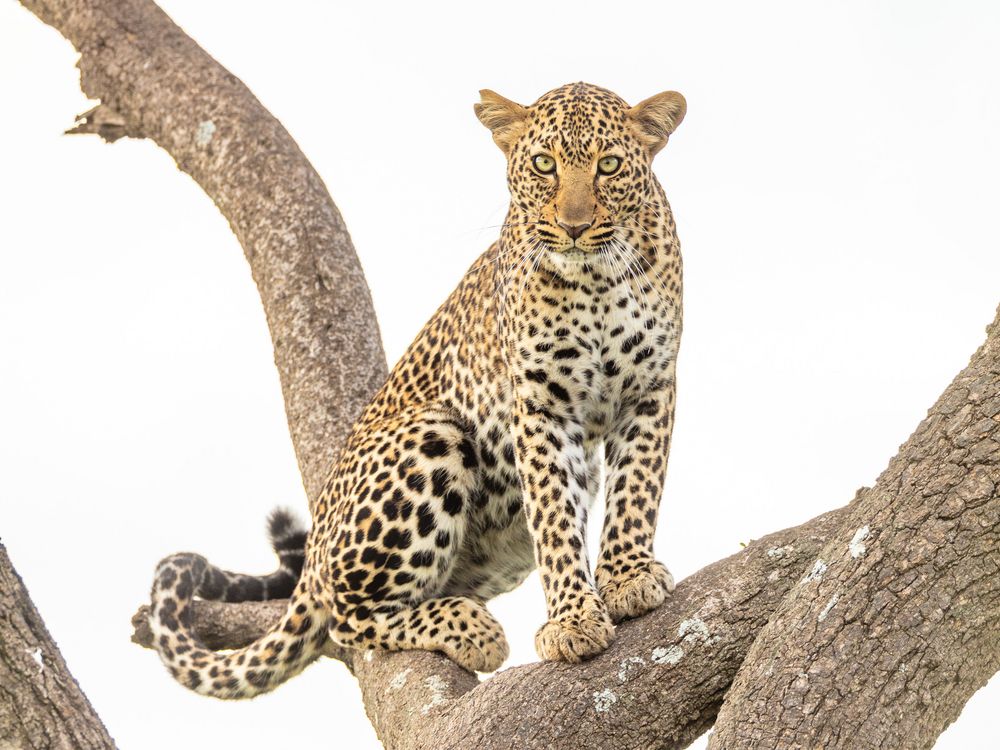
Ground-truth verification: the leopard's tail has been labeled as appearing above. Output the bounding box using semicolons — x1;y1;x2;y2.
147;510;328;699
221;507;309;601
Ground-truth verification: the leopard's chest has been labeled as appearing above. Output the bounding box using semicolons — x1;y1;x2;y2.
516;280;680;442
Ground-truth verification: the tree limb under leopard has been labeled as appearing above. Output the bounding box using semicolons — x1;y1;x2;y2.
131;506;848;750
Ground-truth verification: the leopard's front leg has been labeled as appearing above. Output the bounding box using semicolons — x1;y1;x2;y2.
512;394;615;662
597;370;677;622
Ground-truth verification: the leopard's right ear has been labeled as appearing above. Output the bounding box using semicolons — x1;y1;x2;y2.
474;89;528;155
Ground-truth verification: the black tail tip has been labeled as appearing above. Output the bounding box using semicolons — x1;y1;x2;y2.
267;507;308;547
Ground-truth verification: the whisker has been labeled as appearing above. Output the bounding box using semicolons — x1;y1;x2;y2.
615;239;655;313
616;236;669;307
495;233;544;334
613;241;646;313
499;244;541;333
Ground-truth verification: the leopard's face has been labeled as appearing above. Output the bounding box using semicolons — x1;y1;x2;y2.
476;82;685;261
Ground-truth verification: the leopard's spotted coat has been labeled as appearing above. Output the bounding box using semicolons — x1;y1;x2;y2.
148;82;686;697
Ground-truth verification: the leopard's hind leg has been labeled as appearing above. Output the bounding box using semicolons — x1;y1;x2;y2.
370;595;508;672
321;406;509;672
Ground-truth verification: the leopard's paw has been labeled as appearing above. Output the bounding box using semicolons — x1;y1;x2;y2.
597;561;674;623
534;598;615;662
441;630;509;673
438;606;509;672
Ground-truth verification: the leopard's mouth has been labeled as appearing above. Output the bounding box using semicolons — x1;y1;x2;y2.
546;246;602;273
551;242;602;258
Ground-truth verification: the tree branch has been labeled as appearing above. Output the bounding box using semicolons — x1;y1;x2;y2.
20;0;388;510
131;508;846;749
0;544;117;749
709;306;1000;749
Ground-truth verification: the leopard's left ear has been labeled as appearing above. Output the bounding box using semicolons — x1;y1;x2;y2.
628;91;686;156
474;89;528;155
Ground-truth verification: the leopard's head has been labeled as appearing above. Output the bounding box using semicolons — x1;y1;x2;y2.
475;82;685;258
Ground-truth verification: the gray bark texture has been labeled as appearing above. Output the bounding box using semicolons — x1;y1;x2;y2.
708;311;1000;749
0;545;117;749
12;0;1000;747
20;0;388;511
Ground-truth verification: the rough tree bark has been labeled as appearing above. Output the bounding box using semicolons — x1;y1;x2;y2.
0;545;116;749
708;316;1000;749
21;0;388;512
10;0;1000;748
129;510;848;749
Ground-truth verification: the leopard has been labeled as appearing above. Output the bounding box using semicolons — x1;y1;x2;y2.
147;81;686;698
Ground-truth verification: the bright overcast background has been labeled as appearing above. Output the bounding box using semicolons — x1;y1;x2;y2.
1;1;998;748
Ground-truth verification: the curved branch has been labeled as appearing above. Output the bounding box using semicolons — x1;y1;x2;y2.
709;306;1000;749
21;0;388;508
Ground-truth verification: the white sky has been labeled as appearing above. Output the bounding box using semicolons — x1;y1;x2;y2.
1;1;997;747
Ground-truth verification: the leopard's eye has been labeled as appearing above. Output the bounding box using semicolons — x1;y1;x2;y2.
532;154;556;175
597;156;622;176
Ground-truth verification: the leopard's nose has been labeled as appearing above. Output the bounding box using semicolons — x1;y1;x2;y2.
557;221;591;240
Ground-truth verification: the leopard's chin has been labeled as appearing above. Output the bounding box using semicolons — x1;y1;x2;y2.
544;248;601;279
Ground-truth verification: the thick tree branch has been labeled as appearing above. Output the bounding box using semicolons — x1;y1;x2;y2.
20;0;388;510
0;544;117;749
131;508;846;749
709;306;1000;749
